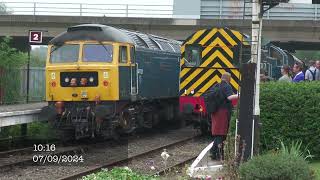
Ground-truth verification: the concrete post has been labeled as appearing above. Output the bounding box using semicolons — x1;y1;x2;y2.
33;2;36;16
251;0;262;158
126;4;129;17
80;4;82;16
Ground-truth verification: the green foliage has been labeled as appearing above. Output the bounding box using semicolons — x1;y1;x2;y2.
0;3;12;15
82;167;158;180
0;125;21;138
0;122;55;139
31;46;47;67
260;82;320;158
280;140;314;160
294;51;320;63
28;122;56;139
0;68;26;104
239;151;314;180
0;37;27;69
310;161;320;179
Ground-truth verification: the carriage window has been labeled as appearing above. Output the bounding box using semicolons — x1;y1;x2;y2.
83;44;113;62
50;44;79;63
119;46;128;63
270;47;284;66
185;45;201;66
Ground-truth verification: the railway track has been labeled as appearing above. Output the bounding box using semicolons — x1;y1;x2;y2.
0;127;202;180
59;135;200;180
0;145;86;171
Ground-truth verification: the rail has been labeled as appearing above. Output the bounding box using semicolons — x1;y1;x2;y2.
1;2;173;18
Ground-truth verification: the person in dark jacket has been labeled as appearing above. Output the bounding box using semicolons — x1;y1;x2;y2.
210;72;238;160
292;62;304;82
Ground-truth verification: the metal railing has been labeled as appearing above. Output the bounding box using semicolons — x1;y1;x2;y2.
200;0;320;20
0;67;45;105
1;2;173;18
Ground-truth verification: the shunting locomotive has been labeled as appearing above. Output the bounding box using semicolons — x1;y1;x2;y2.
41;24;181;139
179;27;250;133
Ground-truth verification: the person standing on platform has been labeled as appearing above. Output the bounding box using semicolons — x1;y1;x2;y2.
278;65;292;82
292;62;305;83
210;72;239;160
305;60;317;81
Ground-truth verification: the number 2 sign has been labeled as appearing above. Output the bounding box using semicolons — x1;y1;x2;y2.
29;31;43;43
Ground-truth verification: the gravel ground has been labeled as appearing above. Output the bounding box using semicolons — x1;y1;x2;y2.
0;146;82;168
0;127;199;180
126;137;211;177
0;102;46;112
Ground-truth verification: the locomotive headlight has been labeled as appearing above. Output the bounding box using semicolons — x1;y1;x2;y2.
89;77;94;82
65;77;70;83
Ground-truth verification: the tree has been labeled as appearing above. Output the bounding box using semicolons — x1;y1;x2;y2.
31;46;48;67
0;3;12;15
0;37;28;104
0;37;27;69
294;50;320;63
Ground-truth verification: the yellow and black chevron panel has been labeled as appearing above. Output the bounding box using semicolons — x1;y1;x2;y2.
179;27;250;97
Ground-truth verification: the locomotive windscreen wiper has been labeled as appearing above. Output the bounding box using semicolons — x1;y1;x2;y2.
87;35;112;57
49;42;64;55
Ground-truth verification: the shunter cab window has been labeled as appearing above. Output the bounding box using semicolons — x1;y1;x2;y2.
119;46;128;63
50;44;79;63
185;44;202;66
83;44;113;62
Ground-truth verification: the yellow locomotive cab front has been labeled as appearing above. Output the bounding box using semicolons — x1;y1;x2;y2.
45;41;124;102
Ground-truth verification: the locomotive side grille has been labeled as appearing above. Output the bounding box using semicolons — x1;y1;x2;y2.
60;72;98;87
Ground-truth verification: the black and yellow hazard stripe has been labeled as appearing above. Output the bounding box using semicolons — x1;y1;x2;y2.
179;27;250;97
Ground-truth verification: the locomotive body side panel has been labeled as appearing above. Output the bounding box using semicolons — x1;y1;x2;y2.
135;49;180;99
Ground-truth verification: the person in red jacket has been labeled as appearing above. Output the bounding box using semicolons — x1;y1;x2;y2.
210;72;238;160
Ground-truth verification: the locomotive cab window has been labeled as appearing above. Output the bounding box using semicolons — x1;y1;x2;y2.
130;46;135;63
50;44;79;63
119;46;128;63
185;44;202;66
83;44;113;62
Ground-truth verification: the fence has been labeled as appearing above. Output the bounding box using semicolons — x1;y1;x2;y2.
0;67;45;104
2;1;320;20
2;2;173;18
200;0;320;20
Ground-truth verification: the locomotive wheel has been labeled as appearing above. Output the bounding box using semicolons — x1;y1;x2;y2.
119;111;135;133
142;112;153;129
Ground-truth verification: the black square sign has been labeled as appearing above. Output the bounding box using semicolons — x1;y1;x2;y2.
29;31;43;43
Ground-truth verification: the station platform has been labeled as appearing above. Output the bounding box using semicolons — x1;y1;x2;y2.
0;102;46;113
0;102;46;128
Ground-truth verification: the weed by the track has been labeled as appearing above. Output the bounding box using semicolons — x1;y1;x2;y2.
82;167;158;180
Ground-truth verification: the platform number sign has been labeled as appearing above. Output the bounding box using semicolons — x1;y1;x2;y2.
29;31;43;43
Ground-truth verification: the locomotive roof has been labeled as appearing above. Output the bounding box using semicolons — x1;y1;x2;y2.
49;24;181;53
